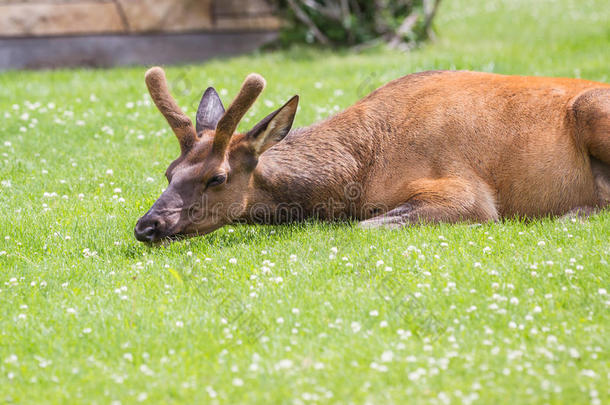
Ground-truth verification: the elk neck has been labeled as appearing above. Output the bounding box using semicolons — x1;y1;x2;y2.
238;117;379;224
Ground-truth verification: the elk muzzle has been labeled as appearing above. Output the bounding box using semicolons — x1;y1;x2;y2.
134;212;169;242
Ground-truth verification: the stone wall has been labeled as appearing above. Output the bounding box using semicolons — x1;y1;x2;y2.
0;0;281;37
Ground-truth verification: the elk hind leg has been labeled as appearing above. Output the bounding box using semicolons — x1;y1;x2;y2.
359;177;498;228
572;89;610;208
573;88;610;165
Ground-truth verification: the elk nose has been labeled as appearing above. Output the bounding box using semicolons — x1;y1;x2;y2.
134;215;164;242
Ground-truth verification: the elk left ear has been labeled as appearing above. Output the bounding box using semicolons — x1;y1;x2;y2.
246;95;298;155
196;87;225;133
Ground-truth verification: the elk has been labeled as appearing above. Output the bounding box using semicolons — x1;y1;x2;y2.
134;67;610;242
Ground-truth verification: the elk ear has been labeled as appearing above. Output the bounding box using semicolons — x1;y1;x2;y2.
246;95;298;155
196;87;225;132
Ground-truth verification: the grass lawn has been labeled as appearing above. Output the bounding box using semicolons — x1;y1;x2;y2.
1;0;609;403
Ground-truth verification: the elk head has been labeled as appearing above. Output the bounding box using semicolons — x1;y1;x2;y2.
134;67;298;242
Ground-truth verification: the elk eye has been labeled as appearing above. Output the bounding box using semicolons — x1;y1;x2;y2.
206;174;226;188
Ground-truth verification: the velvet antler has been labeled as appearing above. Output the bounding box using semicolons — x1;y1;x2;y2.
213;73;266;157
145;67;196;153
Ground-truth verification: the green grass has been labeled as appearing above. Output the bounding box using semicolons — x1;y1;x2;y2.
1;0;609;403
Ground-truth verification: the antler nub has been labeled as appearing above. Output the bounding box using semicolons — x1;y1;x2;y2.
145;67;196;152
213;73;266;156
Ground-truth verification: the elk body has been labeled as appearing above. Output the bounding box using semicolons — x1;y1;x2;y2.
134;67;610;242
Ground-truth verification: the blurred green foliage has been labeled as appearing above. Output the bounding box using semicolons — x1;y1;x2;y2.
272;0;440;47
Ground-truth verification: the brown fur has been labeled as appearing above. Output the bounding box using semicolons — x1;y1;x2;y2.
135;69;610;242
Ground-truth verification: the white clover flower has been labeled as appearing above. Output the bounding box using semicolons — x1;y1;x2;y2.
206;386;217;398
275;359;294;370
83;248;98;258
381;351;394;362
370;362;388;372
408;368;426;381
139;364;154;376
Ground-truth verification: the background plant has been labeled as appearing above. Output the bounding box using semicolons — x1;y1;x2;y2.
273;0;442;48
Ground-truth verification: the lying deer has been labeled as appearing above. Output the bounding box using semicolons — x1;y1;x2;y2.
134;67;610;242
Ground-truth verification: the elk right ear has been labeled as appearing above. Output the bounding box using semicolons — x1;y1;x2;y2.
246;95;299;155
196;87;225;132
